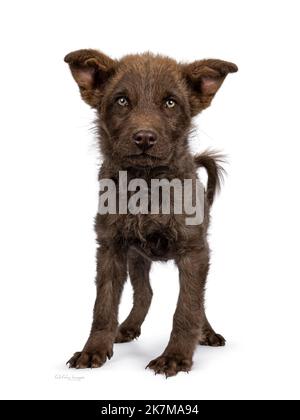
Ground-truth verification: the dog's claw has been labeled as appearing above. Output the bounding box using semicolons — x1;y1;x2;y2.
146;354;192;377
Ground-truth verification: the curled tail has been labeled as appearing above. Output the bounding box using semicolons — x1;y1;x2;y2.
194;150;226;206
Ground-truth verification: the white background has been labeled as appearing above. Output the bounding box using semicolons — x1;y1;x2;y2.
0;0;299;401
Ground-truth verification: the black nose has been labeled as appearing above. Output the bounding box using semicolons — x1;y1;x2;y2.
133;130;157;151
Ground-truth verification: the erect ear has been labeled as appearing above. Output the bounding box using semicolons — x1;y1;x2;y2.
64;49;116;107
182;59;238;116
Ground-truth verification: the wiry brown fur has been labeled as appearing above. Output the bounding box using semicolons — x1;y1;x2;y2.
194;151;226;206
65;49;237;376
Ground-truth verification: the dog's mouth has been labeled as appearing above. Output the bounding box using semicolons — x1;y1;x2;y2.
126;153;163;161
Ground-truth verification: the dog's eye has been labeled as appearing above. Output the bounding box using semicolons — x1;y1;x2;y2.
165;99;176;109
117;97;129;107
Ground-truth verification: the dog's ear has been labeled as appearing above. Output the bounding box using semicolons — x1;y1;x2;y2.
182;59;238;116
64;49;116;107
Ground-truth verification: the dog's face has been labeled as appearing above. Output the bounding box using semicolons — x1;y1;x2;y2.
65;50;237;168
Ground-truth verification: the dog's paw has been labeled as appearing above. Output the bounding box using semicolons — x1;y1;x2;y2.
146;354;192;377
199;332;226;347
67;347;113;369
115;326;141;343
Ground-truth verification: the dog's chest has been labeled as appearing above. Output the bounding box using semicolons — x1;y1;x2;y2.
125;213;182;260
99;212;185;260
97;168;200;259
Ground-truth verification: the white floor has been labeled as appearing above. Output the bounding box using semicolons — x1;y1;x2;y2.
2;257;300;400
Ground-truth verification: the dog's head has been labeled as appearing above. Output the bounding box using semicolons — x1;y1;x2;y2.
65;50;237;168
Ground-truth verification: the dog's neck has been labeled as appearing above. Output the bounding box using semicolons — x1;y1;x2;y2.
100;153;193;182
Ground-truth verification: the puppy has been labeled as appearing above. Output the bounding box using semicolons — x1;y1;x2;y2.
65;50;237;376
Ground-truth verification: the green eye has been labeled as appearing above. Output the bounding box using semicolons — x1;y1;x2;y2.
117;97;129;106
165;99;176;108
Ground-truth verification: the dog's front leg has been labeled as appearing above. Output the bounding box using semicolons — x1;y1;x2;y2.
147;246;209;377
67;245;127;369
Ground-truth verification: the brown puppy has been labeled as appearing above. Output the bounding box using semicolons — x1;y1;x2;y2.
65;50;237;376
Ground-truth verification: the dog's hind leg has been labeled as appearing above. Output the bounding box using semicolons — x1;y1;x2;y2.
198;312;226;347
115;249;152;343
